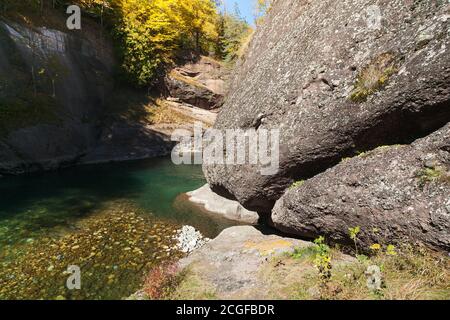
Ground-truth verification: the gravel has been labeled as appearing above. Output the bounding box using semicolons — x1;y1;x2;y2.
174;226;210;254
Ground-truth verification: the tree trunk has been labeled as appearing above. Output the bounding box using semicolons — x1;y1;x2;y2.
31;66;37;97
100;4;104;56
195;31;200;53
52;79;56;98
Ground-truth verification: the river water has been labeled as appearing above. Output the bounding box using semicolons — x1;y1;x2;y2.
0;157;238;300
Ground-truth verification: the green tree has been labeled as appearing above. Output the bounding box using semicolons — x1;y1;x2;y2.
220;11;252;62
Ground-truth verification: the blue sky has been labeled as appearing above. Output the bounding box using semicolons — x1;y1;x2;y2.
223;0;255;24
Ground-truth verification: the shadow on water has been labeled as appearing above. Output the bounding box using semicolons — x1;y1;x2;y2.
0;164;145;218
0;157;236;243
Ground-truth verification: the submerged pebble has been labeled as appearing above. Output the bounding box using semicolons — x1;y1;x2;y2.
0;200;183;300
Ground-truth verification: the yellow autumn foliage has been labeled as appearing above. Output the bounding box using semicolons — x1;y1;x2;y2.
2;0;250;86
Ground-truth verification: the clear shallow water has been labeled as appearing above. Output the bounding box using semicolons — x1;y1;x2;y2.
0;157;237;240
0;157;239;299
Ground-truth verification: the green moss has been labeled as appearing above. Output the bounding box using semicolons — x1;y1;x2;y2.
0;93;59;136
356;150;368;158
417;166;450;187
349;53;398;103
169;269;218;300
289;245;320;262
356;147;389;158
290;180;305;189
343;145;401;162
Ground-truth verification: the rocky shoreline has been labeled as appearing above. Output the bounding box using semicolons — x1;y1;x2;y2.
150;225;450;300
174;226;321;300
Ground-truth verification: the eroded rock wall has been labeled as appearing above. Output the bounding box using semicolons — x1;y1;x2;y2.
165;56;229;110
0;18;114;174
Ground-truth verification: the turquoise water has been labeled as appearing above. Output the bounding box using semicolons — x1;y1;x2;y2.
0;157;237;241
0;157;239;299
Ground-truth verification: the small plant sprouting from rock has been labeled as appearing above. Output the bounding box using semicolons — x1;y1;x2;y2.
385;244;397;256
142;262;184;300
289;245;319;260
356;150;369;158
419;167;442;182
417;166;450;187
290;180;305;189
348;226;361;255
289;237;333;283
370;243;381;252
349;52;398;102
313;236;332;283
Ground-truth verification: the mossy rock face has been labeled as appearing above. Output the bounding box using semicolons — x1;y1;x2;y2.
0;94;60;137
0;23;62;137
349;52;399;103
0;18;115;173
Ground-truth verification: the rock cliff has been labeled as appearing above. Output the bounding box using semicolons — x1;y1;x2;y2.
0;15;230;174
0;17;114;174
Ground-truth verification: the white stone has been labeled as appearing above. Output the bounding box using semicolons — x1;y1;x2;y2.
187;184;259;224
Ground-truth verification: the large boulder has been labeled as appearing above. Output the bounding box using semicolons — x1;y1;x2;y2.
272;123;450;251
203;0;450;213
